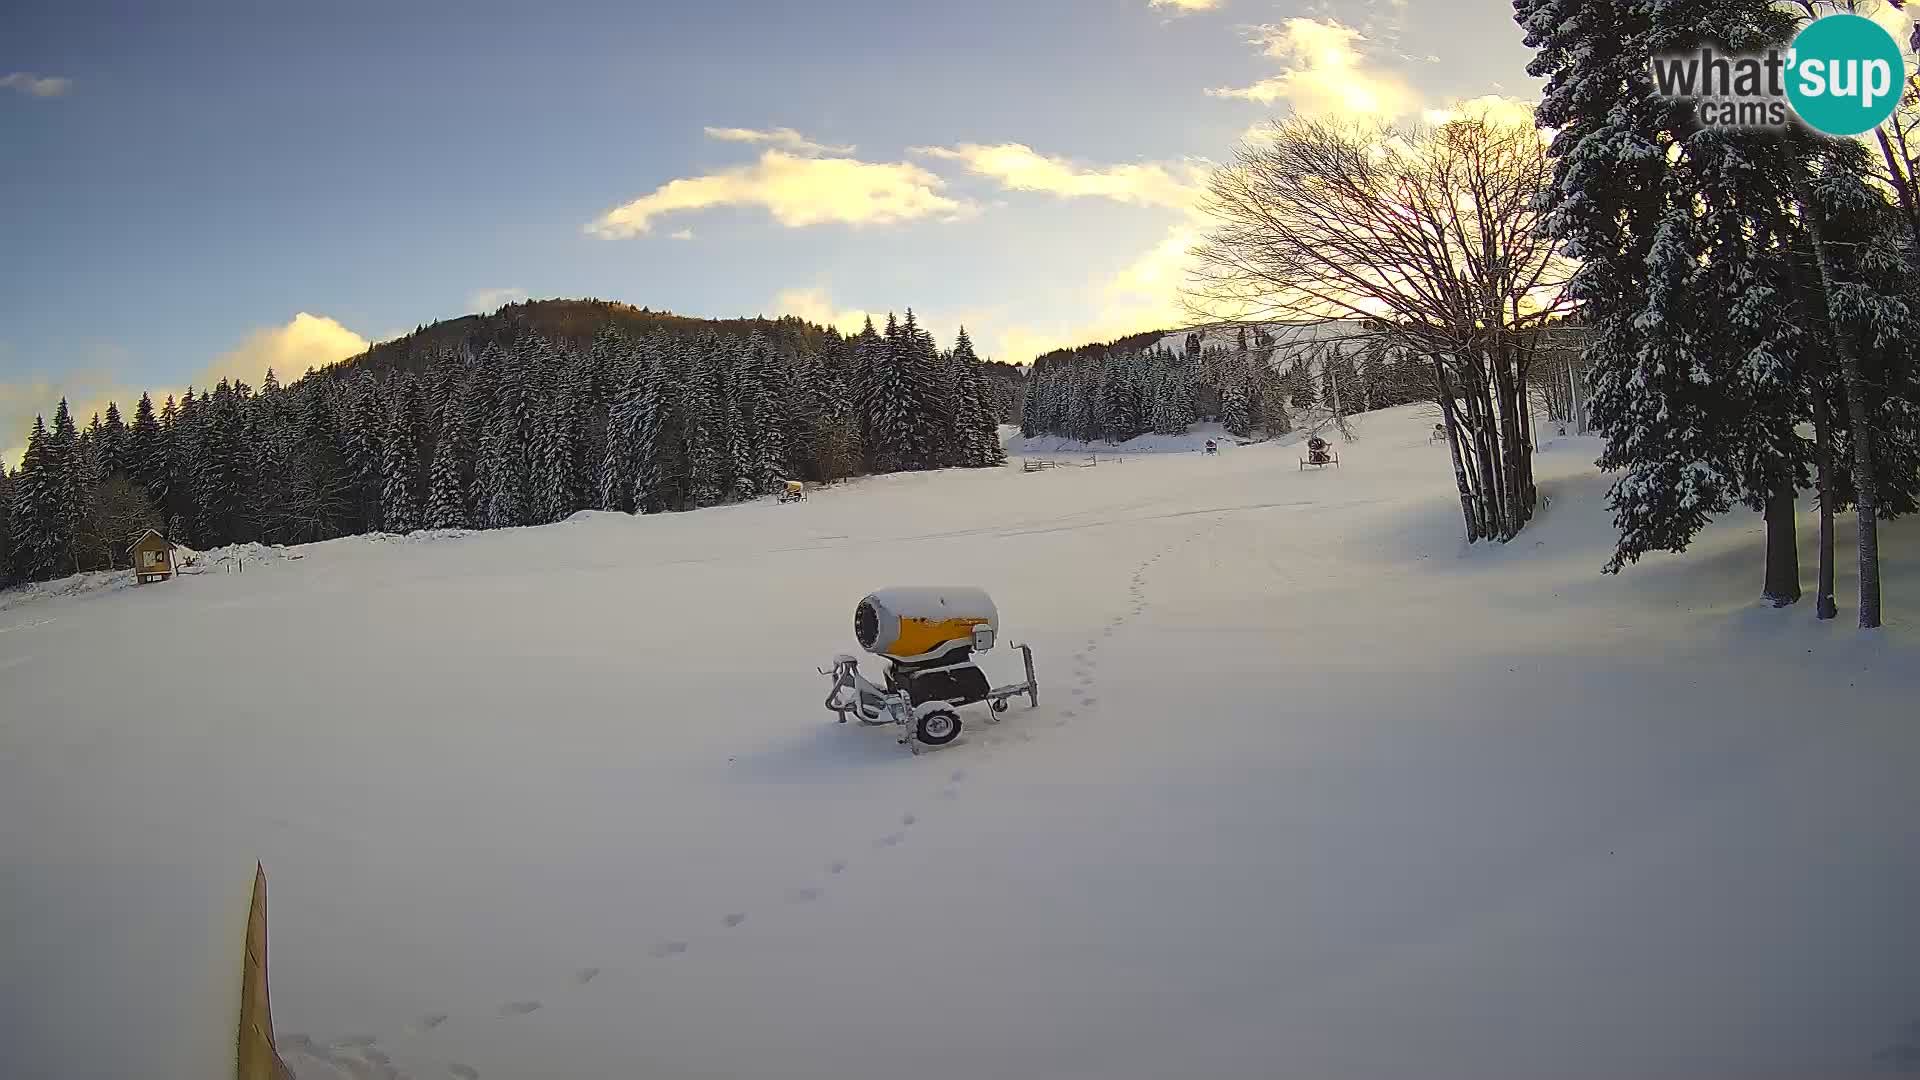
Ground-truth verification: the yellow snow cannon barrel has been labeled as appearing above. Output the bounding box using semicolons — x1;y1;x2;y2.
855;587;998;662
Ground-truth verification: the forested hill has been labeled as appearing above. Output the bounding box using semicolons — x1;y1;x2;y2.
329;299;844;383
1019;323;1433;445
0;301;1023;585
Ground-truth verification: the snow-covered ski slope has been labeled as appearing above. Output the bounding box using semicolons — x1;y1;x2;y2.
1004;420;1237;457
5;405;1917;1080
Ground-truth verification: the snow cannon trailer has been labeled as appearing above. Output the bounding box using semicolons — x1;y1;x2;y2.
1300;435;1340;470
821;587;1039;753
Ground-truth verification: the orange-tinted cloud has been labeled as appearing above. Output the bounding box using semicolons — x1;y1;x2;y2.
587;150;971;236
2;314;368;467
912;143;1209;211
1208;18;1419;120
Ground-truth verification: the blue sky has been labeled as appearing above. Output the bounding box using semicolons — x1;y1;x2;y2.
2;0;1542;460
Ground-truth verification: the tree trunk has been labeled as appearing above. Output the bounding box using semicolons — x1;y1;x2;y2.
1465;393;1498;538
1508;359;1537;528
1468;363;1507;539
1799;185;1883;628
1812;387;1838;621
1522;376;1538;511
1433;358;1481;542
1492;350;1523;537
1841;367;1883;629
1762;484;1802;607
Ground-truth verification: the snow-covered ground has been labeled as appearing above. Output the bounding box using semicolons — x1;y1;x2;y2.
5;405;1918;1080
1004;420;1243;457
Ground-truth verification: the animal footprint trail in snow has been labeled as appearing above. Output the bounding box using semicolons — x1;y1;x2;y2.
350;542;1163;1076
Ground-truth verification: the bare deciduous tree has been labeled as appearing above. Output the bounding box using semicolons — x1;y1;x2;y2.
1187;114;1574;541
76;475;163;570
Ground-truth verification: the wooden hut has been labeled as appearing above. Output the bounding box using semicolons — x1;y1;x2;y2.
131;529;175;584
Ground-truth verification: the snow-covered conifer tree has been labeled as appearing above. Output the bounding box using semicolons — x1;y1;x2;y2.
683;334;729;506
425;400;471;531
529;384;579;524
8;417;66;580
380;380;424;533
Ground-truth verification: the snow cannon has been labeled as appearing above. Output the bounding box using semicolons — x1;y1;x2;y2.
855;586;998;662
823;587;1039;753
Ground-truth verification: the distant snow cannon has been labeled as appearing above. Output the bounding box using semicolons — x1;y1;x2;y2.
823;587;1039;752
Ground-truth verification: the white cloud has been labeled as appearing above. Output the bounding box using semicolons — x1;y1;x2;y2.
2;369;120;468
891;138;1218;362
2;315;368;468
912;143;1209;211
467;286;529;312
1;72;71;98
1421;94;1539;130
772;287;886;336
1104;223;1203;308
992;223;1203;364
200;312;369;387
1150;0;1222;12
1208;18;1419;120
587;150;971;237
703;126;855;156
669;228;695;241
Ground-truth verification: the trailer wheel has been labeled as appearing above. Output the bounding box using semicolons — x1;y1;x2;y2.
916;707;962;746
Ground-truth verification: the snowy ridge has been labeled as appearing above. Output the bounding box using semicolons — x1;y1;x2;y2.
0;531;489;612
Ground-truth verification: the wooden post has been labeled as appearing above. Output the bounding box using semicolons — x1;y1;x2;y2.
237;864;295;1080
